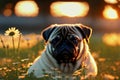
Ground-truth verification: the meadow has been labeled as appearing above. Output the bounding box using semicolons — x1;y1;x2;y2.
0;28;120;80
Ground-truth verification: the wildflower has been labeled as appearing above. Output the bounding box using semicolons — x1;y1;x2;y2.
4;27;22;53
18;75;25;79
21;58;29;62
12;62;20;65
4;27;20;38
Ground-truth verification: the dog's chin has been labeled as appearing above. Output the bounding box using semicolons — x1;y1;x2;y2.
58;59;76;73
59;62;74;73
54;53;77;73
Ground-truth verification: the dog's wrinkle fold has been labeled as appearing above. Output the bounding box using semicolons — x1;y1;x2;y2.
60;63;74;73
69;63;73;72
64;64;69;73
60;63;65;72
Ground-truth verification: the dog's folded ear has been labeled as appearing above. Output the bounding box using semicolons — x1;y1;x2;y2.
76;24;92;43
42;26;56;42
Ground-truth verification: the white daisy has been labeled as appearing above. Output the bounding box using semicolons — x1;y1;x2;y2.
4;27;20;38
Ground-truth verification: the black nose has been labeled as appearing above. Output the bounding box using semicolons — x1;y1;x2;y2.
58;50;75;63
53;50;76;64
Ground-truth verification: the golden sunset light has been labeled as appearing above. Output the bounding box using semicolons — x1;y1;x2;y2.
102;33;120;46
0;34;42;48
15;1;39;17
1;0;120;79
103;5;118;19
50;1;89;17
104;0;118;4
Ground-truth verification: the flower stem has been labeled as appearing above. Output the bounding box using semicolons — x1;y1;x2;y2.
12;36;15;54
0;36;8;56
17;34;21;55
0;36;6;48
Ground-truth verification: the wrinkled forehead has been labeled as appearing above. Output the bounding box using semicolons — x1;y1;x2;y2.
49;26;83;40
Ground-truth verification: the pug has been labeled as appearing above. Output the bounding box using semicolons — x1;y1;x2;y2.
28;24;97;79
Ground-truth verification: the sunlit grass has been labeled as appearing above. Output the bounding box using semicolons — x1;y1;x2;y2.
0;31;120;79
89;34;120;79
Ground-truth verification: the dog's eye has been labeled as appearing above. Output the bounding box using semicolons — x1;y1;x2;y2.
68;35;80;44
50;35;61;44
55;35;61;41
69;35;77;40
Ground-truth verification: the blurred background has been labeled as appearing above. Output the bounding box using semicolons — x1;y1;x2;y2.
0;0;120;33
0;0;120;79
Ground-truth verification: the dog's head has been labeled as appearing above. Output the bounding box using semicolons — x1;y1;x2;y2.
42;24;92;66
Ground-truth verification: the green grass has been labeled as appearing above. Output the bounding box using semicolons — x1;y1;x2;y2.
89;34;120;79
0;34;120;80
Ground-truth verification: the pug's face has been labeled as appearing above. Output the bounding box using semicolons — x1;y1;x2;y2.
42;24;92;71
49;29;82;65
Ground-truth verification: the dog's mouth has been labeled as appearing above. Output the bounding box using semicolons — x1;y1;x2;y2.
58;57;76;64
57;53;81;73
53;50;79;73
53;50;77;64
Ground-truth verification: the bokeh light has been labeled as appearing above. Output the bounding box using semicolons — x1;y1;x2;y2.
15;1;39;17
3;3;13;16
104;0;118;4
50;1;89;17
102;33;120;46
103;5;118;19
3;9;12;17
